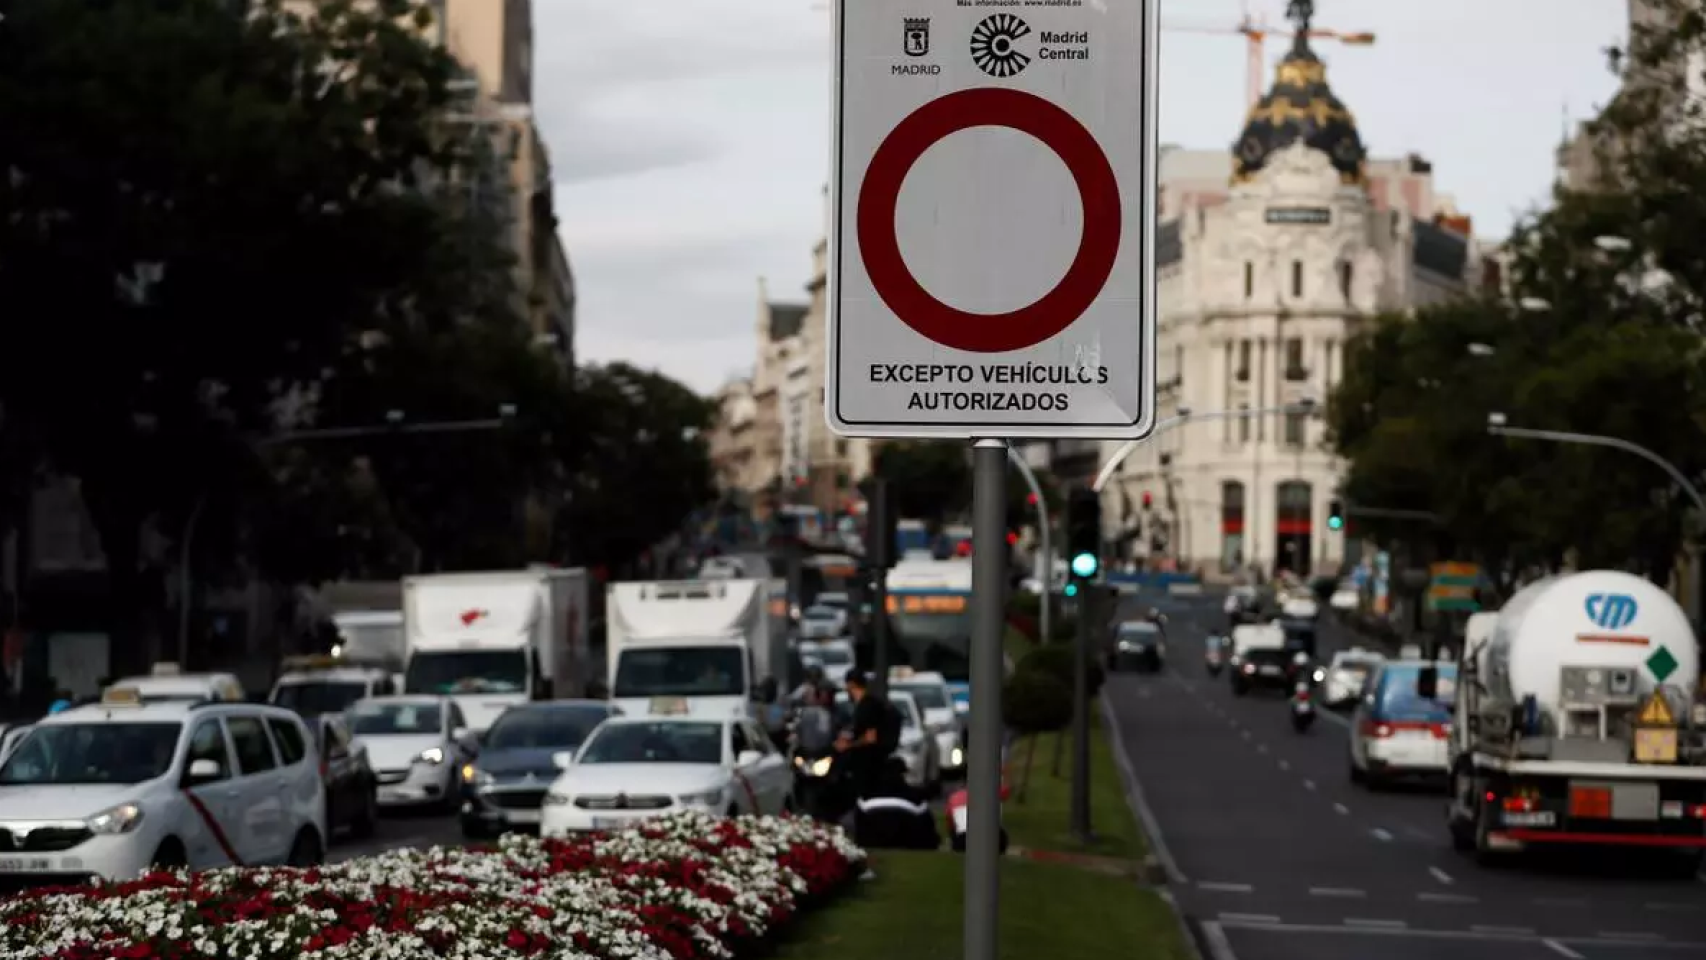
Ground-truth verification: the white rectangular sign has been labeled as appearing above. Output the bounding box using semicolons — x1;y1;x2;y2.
827;0;1157;440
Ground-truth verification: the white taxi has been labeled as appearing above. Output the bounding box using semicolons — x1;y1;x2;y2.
1349;660;1456;789
270;656;398;716
539;712;791;836
346;696;467;811
1323;648;1384;708
0;688;326;888
888;669;963;776
108;666;245;703
0;723;31;764
834;690;941;793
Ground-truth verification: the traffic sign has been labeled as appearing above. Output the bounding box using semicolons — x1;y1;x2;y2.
827;0;1158;440
1637;690;1677;728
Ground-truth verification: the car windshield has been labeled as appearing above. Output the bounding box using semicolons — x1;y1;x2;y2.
484;706;610;751
0;722;182;785
404;650;527;695
348;702;443;736
892;683;949;710
818;647;853;666
803;606;839;620
271;681;369;716
613;647;745;698
575;722;722;765
1377;666;1457;721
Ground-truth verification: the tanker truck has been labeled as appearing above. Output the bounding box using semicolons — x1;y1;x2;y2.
1438;570;1706;871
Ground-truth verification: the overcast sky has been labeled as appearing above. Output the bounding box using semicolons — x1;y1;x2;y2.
534;0;1628;396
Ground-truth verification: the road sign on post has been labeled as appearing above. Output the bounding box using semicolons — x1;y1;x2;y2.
827;0;1158;440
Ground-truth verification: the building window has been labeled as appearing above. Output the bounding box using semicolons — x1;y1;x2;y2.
1244;262;1254;298
1284;338;1307;381
1274;480;1314;576
1220;481;1247;570
1339;261;1353;300
1283;412;1306;447
1291;260;1304;297
1173;344;1184;388
1238;406;1252;443
836;440;848;458
1236;340;1251;382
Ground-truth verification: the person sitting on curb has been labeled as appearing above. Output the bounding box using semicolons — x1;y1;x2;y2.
851;756;939;851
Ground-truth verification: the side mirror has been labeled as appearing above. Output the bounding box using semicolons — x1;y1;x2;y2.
186;758;223;783
551;750;575;769
1417;666;1439;700
735;749;763;767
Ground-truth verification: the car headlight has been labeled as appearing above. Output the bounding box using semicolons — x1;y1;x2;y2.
416;746;445;765
542;792;570;806
87;803;144;835
1312;668;1326;683
678;787;724;806
950;746;963;766
461;764;492;785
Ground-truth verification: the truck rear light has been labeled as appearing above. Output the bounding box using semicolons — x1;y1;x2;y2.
1360;721;1392;739
1502;797;1537;813
1430;723;1449;739
1690;804;1706;819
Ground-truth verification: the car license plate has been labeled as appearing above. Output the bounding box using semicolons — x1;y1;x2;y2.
591;817;622;830
507;809;541;825
378;788;408;803
0;856;53;872
1259;665;1281;676
1503;811;1556;827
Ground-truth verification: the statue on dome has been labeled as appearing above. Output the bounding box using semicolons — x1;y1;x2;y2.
1286;0;1313;33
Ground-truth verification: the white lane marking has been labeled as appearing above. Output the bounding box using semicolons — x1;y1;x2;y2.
1333;802;1350;815
1241;730;1252;740
1416;892;1477;904
1277;759;1290;771
1343;918;1407;929
1370;828;1393;841
1542;941;1585;959
1303;779;1317;791
1256;744;1268;754
1319;709;1351;729
1428;866;1454;885
1199;921;1240;960
1597;932;1663;941
1473;925;1536;936
1219;912;1282;924
1533;897;1589;908
1309;887;1366;898
1209;919;1706;949
1097;693;1187;885
1198;881;1254;893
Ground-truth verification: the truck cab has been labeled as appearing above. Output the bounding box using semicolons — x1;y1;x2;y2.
269;656;397;717
606;579;786;720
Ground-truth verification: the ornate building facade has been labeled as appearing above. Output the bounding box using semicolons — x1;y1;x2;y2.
1100;29;1482;577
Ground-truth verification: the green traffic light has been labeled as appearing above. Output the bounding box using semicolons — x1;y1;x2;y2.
1327;516;1344;531
1064;583;1079;597
1070;552;1098;578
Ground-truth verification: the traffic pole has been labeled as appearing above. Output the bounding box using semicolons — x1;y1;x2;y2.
1070;583;1094;842
965;439;1006;960
869;478;890;698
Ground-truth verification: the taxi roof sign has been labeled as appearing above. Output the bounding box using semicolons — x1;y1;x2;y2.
649;697;690;716
889;666;914;678
150;662;182;677
101;687;145;707
1637;691;1677;727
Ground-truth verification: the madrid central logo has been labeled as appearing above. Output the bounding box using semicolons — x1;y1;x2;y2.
970;14;1031;78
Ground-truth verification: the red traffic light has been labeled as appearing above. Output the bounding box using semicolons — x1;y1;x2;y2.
1006;531;1019;545
1026;492;1039;506
1141;492;1153;509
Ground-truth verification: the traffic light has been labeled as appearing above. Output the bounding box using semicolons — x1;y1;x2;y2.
1141;491;1152;510
1327;498;1344;531
1066;487;1102;581
1026;492;1039;506
865;479;898;569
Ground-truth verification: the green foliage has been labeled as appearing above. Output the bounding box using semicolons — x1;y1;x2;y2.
1016;643;1105;697
1001;668;1072;735
869;442;970;523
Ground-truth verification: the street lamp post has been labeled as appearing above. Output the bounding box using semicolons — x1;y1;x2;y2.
1005;444;1051;643
175;407;518;667
1485;414;1706;515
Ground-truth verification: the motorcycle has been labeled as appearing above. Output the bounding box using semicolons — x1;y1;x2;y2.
788;706;852;821
1204;636;1226;677
1289;679;1317;733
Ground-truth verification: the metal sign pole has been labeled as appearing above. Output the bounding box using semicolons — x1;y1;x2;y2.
869;478;890;698
1070;584;1094;842
965;439;1007;960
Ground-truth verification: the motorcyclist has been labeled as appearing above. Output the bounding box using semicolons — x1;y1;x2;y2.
788;665;829;706
792;685;846;821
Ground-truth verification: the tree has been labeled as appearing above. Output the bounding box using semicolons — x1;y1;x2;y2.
0;0;492;670
554;364;716;575
868;442;970;524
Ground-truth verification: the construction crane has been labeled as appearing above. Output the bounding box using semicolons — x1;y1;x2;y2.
1164;10;1374;111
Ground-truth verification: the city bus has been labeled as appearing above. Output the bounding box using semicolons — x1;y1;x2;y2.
884;558;974;708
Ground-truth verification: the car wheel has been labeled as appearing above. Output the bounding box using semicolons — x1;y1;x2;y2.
150;838;188;871
1447;765;1474;852
460;817;489;841
287;827;324;867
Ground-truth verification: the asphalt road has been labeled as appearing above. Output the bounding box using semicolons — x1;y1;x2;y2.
327;803;465;864
1106;589;1706;960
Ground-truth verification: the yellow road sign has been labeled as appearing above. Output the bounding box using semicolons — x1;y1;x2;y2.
1637;691;1677;727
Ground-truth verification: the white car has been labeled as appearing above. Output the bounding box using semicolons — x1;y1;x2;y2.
1323;649;1384;708
1348;660;1456;789
888;670;963;776
108;670;246;703
1330;581;1360;612
798;604;849;640
0;723;31;764
346;696;469;811
834;690;941;792
799;639;855;685
540;714;792;836
0;687;326;885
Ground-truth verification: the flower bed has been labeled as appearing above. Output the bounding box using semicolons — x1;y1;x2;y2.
0;813;866;960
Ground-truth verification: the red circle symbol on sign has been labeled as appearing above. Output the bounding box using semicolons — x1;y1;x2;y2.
857;87;1122;354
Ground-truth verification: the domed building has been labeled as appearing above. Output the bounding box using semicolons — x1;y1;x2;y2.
1097;16;1486;579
